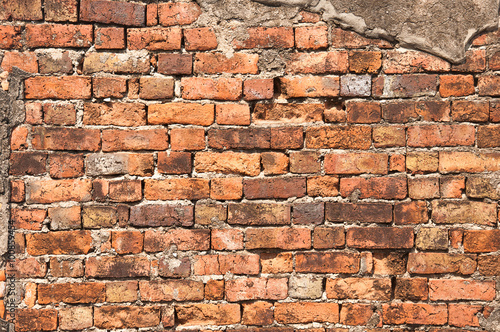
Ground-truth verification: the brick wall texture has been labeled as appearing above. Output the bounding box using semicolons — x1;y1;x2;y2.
1;0;500;331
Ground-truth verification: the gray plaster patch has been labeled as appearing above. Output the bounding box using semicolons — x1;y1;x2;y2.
248;0;500;63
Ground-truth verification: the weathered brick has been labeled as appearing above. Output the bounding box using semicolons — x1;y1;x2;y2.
212;229;244;250
26;179;91;203
139;77;174;99
289;275;323;299
80;0;145;25
144;229;210;252
340;75;371;97
25;76;91;100
139;280;204;302
296;252;360;273
234;27;293;49
158;2;201;26
184;27;218;51
281;76;339;98
157;151;191;174
407;124;475;147
59;307;93;330
478;125;500;147
346;227;414;249
195;53;258;74
246;227;311;250
43;103;76;125
254;103;323;123
102;129;168;151
1;51;38;73
0;25;22;49
440;151;500;173
10;180;25;203
205;280;224;300
478;255;500;276
441;176;465;198
331;27;391;49
9;152;46;176
95;27;125;49
429;279;495;301
84;102;145;126
85;256;150;278
38;282;105;304
26;231;92;255
92;76;126;98
244;177;306;199
228;203;289;226
261;252;293;273
346;101;381;123
340;176;407;199
394;201;428;225
216;104;251;125
383;50;450;73
158;257;191;278
395;278;428;301
271;127;304;149
431;201;496;226
111;231;143;254
440;75;475;97
26;24;92;48
325;152;387;175
289;151;320;173
274;302;339;324
11;208;46;231
407;253;477;274
373;74;438;98
452;49;486;72
177;303;240;326
182;77;242;100
13;257;47;278
463;230;500;253
226;277;287;301
408;177;440;199
83;52;150;74
340;303;374;326
406;152;439;174
326;277;391;300
94;306;160;329
149;103;213;126
49;257;83;277
372;125;406;147
382;303;447;325
416;227;448;251
451;100;489;122
326;202;392;224
158;53;193;75
448;304;482;328
211;178;243;200
287;51;349;74
244;78;274;100
15;309;57;332
478;75;500;96
306;126;371;149
295;26;328;49
307;175;339;197
128;28;182;50
193;254;260;275
293;202;324;225
242;301;274;326
349;50;382;73
195;151;260;176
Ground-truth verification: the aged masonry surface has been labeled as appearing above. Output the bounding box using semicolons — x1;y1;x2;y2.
1;0;500;331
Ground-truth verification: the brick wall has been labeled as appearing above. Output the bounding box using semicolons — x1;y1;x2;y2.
2;0;500;331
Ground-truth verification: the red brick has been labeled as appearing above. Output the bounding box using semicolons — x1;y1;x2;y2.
296;252;360;273
340;303;374;326
1;51;38;73
94;306;160;329
242;301;274;326
448;304;482;328
295;26;328;50
407;124;474;147
38;282;105;304
407;253;477;275
408;177;440;199
280;76;339;98
234;27;293;49
158;53;193;75
138;77;174;99
306;126;371;149
244;78;274;100
26;24;92;48
24;102;42;124
157;151;191;174
261;152;288;175
347;227;414;249
216;104;250;125
373;74;438;98
440;176;465;198
139;280;204;302
464;230;500;253
50;153;84;179
394;201;428;225
83;102;145;126
326;277;391;300
44;0;77;22
383;50;450;73
16;309;57;332
274;302;339;324
170;128;205;151
261;252;292;273
211;229;244;250
287;51;349;74
43;103;76;125
0;25;22;50
144;229;210;252
13;257;47;278
325;152;387;175
129;204;193;227
431;201;496;226
254;102;323;123
102;129;168;151
440;75;475;97
37;50;73;74
382;303;447;325
49;257;84;277
193;53;259;74
331;27;392;49
211;178;243;200
195;151;260;176
26;230;92;255
346;101;381;123
204;279;224;300
450;100;488;123
340;176;407;199
80;0;145;25
182;77;242;100
271;127;304;149
406;152;438;174
226;277;287;301
478;125;500;147
395;278;428;301
148;103;213;126
11;126;28;150
307;176;340;197
289;151;320;173
184;27;218;51
128;27;182;50
349;50;382;73
452;49;486;72
25;76;91;100
313;227;345;249
9;152;46;176
10;180;25;202
95;27;125;49
111;231;143;254
244;177;306;199
158;2;201;26
246;227;310;250
194;254;260;275
326;202;392;224
299;10;321;23
429;279;495;301
177;303;240;326
478;255;500;276
92;76;126;98
26;179;91;203
478;75;500;96
85;256;150;278
108;180;142;202
208;128;270;149
83;52;150;74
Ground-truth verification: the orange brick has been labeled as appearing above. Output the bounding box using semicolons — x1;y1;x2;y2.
448;304;482;328
287;51;349;74
158;2;201;26
439;75;475;97
112;231;143;254
429;279;495;301
128;27;182;50
25;76;91;100
242;301;274;326
43;103;76;125
95;27;125;49
144;178;209;200
144;229;210;252
382;303;447;325
274;302;339;324
182;77;242;100
349;51;382;73
80;0;145;25
295;26;328;50
1;51;38;73
26;230;92;255
0;26;22;49
102;129;168;151
211;229;244;250
346;101;381;123
177;303;240;326
184;27;218;51
83;102;146;126
211;178;243;200
408;177;440;199
383;50;450;74
26;24;92;48
325;152;388;175
234;27;294;49
244;78;274;100
407;124;475;147
226;277;287;301
407;253;477;275
280;76;339;97
170;128;205;151
340;176;407;199
11;126;28;150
